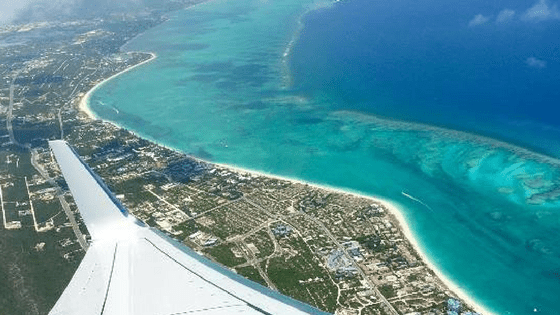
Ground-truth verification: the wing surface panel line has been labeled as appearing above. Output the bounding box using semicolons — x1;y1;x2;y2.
101;243;119;315
166;304;251;315
143;237;273;315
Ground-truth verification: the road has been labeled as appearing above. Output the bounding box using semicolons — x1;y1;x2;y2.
1;185;6;229
186;198;241;221
146;189;188;215
58;110;64;139
57;64;98;139
24;177;39;232
58;193;88;250
7;81;16;145
30;149;89;250
301;211;399;315
6;73;27;149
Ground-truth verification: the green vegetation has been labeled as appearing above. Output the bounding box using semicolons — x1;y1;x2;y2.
201;207;254;239
407;273;419;282
32;200;62;224
379;284;396;299
203;243;246;268
174;220;199;235
0;228;83;314
235;266;267;286
244;229;274;259
189;192;225;213
264;237;337;312
361;305;383;315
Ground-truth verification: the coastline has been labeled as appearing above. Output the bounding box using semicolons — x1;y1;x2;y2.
75;51;496;315
211;162;497;315
78;51;157;120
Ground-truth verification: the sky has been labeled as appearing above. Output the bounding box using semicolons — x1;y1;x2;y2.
0;0;145;25
466;0;560;27
0;0;30;24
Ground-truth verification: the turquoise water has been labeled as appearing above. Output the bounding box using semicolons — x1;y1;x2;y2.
90;0;560;313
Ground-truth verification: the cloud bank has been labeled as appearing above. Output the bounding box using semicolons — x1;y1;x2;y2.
526;57;547;68
523;0;560;21
467;0;560;28
468;14;490;27
496;9;516;23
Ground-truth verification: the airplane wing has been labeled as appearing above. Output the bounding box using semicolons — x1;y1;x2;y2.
48;140;329;315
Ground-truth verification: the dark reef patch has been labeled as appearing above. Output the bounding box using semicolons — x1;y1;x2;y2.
187;62;270;90
194;61;233;73
194;147;214;160
182;73;223;84
162;43;210;51
293;117;323;125
231;101;268;110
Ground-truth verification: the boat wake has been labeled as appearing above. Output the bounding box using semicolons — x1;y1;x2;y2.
402;191;433;211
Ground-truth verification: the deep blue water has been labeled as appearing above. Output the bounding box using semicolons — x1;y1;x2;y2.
290;0;560;157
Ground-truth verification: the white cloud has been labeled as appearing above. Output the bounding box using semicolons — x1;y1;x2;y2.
468;14;491;27
0;1;31;24
496;9;516;23
526;57;547;68
523;0;560;21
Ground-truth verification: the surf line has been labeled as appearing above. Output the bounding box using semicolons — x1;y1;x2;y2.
402;191;433;211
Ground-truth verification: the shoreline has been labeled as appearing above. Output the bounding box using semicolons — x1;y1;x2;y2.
78;51;157;120
210;162;497;315
77;75;495;314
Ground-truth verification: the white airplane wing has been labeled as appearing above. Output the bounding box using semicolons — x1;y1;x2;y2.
48;140;329;315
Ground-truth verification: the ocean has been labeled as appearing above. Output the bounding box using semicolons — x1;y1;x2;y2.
89;0;560;313
290;0;560;158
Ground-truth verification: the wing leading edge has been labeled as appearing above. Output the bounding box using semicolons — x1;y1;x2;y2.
48;140;330;315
